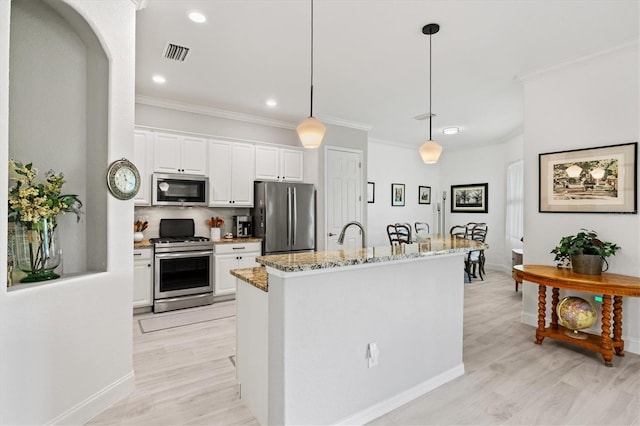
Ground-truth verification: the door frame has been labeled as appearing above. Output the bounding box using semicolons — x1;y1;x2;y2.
323;145;364;251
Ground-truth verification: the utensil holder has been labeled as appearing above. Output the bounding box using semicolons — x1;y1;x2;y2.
211;227;221;241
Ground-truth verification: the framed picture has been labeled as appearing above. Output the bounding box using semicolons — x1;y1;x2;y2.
391;183;405;206
367;182;375;203
539;142;637;213
451;183;488;213
418;186;431;204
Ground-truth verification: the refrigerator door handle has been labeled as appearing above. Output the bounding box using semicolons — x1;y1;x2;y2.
292;187;297;245
287;187;292;246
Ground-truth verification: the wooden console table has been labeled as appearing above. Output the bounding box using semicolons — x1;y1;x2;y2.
514;265;640;366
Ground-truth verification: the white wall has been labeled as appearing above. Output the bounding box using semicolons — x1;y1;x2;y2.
438;134;524;271
522;44;639;354
136;102;300;147
367;139;440;247
0;0;136;423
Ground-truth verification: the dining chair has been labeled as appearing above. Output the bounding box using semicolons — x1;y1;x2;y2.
465;223;488;281
449;225;466;238
414;222;430;236
387;224;412;246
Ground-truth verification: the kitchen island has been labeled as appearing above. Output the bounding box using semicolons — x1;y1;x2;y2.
232;236;486;425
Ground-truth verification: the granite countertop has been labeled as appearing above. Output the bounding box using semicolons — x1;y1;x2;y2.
134;237;261;249
230;267;268;292
134;240;153;249
213;237;262;244
257;235;488;273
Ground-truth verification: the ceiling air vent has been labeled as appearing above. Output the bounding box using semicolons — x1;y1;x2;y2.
162;42;190;62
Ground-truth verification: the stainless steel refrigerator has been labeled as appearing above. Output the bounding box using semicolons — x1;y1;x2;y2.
252;181;316;255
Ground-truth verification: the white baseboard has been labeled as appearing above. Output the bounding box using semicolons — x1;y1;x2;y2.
48;370;135;425
333;364;465;426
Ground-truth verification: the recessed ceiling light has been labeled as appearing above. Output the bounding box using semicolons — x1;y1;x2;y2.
442;127;459;135
266;99;278;107
188;11;206;23
152;75;166;84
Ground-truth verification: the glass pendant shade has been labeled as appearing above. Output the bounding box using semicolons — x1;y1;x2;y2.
297;116;326;148
419;139;443;164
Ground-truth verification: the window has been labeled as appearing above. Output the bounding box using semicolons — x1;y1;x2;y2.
505;161;524;250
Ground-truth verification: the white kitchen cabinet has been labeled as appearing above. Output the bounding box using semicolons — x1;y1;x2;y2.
133;248;153;309
213;242;261;296
153;132;208;175
209;141;255;207
133;129;154;205
255;145;304;182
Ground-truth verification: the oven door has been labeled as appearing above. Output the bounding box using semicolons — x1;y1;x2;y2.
154;249;213;299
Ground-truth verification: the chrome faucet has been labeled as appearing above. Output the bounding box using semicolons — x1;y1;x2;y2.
337;221;367;249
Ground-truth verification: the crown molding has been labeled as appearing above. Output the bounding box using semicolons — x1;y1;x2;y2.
136;96;374;133
135;96;297;130
318;115;373;132
518;39;639;82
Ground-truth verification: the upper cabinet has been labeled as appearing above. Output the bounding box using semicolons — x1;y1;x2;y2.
255;145;304;182
133;129;154;205
209;141;256;207
153;133;208;175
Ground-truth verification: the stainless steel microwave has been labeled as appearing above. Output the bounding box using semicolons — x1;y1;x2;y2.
152;173;209;206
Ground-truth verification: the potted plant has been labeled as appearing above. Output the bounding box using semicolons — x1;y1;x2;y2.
551;229;620;275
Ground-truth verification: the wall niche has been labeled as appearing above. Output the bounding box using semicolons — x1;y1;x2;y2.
8;0;108;284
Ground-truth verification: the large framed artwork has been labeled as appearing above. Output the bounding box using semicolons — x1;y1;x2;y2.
391;183;405;206
539;142;637;213
451;183;488;213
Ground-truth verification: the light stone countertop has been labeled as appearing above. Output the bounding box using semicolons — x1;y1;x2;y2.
133;240;153;249
257;235;487;273
230;267;268;292
213;237;262;244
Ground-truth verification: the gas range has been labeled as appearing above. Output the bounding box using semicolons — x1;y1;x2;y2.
152;218;214;313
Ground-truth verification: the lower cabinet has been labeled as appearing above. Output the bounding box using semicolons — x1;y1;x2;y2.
213;242;261;296
133;248;153;308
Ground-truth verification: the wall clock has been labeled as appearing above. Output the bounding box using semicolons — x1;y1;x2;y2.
106;158;141;200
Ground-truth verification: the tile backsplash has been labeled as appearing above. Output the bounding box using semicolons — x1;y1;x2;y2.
134;206;251;239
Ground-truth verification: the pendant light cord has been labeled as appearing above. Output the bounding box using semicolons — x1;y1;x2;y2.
428;31;432;141
309;0;315;118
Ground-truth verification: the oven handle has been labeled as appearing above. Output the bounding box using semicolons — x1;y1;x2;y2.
155;250;213;259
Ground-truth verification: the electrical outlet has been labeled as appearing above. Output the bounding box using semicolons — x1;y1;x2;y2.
367;342;379;368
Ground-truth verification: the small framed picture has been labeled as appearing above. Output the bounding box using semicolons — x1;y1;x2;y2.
367;182;375;203
451;183;488;213
418;186;431;204
391;183;405;206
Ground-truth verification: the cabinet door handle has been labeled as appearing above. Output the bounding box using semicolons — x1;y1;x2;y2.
232;247;245;250
134;253;142;256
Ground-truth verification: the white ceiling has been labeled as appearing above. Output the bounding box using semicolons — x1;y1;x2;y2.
136;0;639;150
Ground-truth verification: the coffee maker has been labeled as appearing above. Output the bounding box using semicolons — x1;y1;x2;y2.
233;215;252;238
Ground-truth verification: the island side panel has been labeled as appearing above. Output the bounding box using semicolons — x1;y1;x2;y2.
267;254;465;425
236;280;269;426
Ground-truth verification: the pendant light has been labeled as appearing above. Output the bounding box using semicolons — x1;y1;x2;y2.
419;23;443;164
297;0;326;148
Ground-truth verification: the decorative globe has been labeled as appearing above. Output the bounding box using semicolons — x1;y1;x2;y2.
556;296;597;340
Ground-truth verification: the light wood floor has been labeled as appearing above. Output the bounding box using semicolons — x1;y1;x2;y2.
87;272;640;425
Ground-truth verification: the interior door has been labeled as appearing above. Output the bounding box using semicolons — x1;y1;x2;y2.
326;148;363;251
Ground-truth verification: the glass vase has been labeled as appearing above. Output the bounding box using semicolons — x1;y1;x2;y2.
12;218;61;283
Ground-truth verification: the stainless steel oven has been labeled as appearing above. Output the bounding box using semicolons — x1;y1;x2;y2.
152;219;214;313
